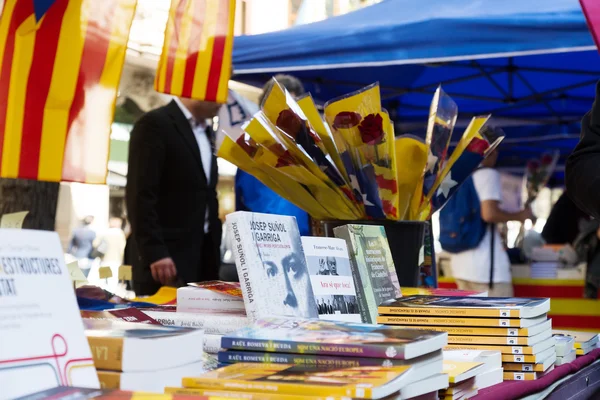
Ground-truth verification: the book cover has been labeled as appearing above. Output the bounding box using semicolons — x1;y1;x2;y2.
80;309;161;325
181;363;411;399
177;285;245;312
226;212;319;321
388;319;551;338
221;318;447;360
447;329;552;346
333;224;401;324
142;308;248;334
0;230;100;399
445;336;555;355
379;296;550;319
442;361;483;384
377;314;547;328
302;236;361;323
218;349;443;369
503;353;556;372
500;346;556;364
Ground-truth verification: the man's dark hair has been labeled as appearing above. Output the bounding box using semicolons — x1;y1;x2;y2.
259;74;305;105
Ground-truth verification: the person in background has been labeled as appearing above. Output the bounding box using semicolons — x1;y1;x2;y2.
450;149;533;296
126;96;222;296
542;191;591;246
97;217;127;270
68;216;96;276
234;74;312;236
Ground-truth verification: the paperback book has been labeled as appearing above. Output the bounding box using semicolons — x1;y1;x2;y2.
377;314;547;328
394;319;551;337
177;281;245;312
142;307;248;334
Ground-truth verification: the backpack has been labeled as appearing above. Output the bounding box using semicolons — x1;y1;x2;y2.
439;176;487;254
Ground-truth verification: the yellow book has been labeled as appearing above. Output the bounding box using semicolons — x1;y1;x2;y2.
387;319;551;337
503;353;556;373
442;360;483;384
553;330;599;349
503;367;553;381
500;347;556;364
376;314;547;328
576;347;595;356
445;336;555;355
166;387;352;400
379;296;550;319
181;363;411;399
447;330;552;346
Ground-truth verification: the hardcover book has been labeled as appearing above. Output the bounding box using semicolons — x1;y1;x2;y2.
0;230;100;399
302;236;361;323
226;212;319;321
333;224;402;323
221;318;447;360
181;363;412;399
379;296;550;319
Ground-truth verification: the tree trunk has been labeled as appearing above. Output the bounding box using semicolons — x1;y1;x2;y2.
0;178;60;231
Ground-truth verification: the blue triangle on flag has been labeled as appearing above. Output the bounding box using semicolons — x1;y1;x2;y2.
33;0;56;22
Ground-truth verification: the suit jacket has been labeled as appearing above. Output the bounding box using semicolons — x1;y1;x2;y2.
567;81;600;220
126;100;222;295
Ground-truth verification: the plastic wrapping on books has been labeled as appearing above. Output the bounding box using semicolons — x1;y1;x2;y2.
324;83;399;219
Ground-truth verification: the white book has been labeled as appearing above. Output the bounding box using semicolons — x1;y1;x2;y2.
475;367;503;390
98;361;205;393
394;374;449;400
302;236;362;323
143;309;248;334
0;230;100;399
556;351;577;366
177;284;245;312
553;335;575;357
204;333;223;354
226;212;319;322
443;350;502;373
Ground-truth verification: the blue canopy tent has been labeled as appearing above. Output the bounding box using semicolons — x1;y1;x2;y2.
232;0;600;184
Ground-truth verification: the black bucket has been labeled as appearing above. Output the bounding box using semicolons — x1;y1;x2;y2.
316;220;430;288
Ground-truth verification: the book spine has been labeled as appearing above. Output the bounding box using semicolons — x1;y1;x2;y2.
143;311;248;334
445;344;535;355
376;315;521;328
177;292;246;312
227;215;258;321
447;335;531;346
378;306;520;318
218;351;397;367
87;336;124;371
502;363;541;372
334;227;371;324
220;337;401;359
385;325;522;337
97;370;121;389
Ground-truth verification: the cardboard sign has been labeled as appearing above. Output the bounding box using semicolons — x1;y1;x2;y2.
118;265;132;281
0;211;29;229
98;266;113;279
66;261;88;283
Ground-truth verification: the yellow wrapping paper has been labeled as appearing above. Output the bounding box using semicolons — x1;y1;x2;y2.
395;136;428;220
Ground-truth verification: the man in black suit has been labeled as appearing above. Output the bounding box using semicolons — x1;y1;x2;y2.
126;97;222;296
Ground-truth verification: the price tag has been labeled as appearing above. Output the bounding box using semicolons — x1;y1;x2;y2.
506;337;518;345
513;373;525;381
512;347;523;354
513;355;524;362
522;364;533;372
508;329;518;336
66;261;87;283
118;265;132;281
499;319;509;327
499;309;510;318
0;211;29;229
99;266;113;279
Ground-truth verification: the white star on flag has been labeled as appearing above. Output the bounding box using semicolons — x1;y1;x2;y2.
436;171;458;198
426;150;438;174
362;193;374;206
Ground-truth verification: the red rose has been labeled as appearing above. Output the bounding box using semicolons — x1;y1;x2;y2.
236;134;257;158
466;138;490;156
540;153;554;166
358;113;385;145
527;160;540;171
333;112;362;129
276;109;304;140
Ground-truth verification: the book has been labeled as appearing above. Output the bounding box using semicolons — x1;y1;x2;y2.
445;336;555;355
397;319;550;338
83;318;203;371
474;367;503;390
556;351;576;366
177;282;245;312
302;236;362;323
204;333;223;354
553;335;575;357
443;350;501;373
401;287;487;297
13;386;212;399
97;361;205;393
500;346;556;363
167;387;375;399
377;314;547;328
576;346;595;356
503;366;554;381
80;309;161;325
142;308;248;334
333;224;402;323
553;330;599;349
447;329;552;346
217;349;443;369
226;212;319;321
221;318;447;360
181;363;412;399
0;230;100;399
379;296;550;319
396;374;449;400
442;360;483;384
503;353;556;372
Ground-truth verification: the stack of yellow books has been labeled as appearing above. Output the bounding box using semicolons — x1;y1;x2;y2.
378;295;555;381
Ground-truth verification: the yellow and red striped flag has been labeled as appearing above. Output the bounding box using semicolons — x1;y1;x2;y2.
0;0;136;184
154;0;235;104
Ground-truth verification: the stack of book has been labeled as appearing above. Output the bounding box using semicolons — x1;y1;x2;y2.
444;350;503;391
529;247;561;279
554;330;598;357
142;281;249;354
378;295;555;381
440;359;484;399
166;317;450;399
83;318;205;393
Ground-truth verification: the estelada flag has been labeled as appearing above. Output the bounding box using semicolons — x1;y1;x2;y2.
154;0;236;104
0;0;136;184
580;0;600;51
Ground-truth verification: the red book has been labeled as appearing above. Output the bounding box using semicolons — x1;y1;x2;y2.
580;0;600;51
